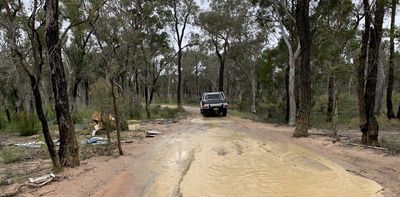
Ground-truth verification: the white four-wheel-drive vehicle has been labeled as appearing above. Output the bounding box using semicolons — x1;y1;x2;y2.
200;92;228;116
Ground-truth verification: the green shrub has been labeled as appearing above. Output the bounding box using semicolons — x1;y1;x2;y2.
131;109;142;119
160;107;180;119
45;108;57;124
0;147;27;164
238;99;250;112
72;112;83;124
347;117;360;129
16;113;40;136
151;105;161;115
0;115;6;130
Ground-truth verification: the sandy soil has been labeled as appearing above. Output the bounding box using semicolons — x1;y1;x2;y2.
10;106;400;197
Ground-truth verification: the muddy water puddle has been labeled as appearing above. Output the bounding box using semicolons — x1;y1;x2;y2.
136;118;382;197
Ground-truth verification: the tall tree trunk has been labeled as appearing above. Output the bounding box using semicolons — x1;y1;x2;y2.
363;1;385;145
213;38;227;92
128;79;134;118
387;0;397;119
374;59;385;114
84;80;89;106
331;79;339;137
71;78;81;112
177;49;182;108
4;0;62;169
348;76;353;94
327;74;334;122
45;0;79;167
285;66;290;123
293;0;311;137
133;69;141;118
5;109;11;122
288;58;297;125
250;68;257;114
218;54;225;92
172;0;193;108
168;74;172;104
275;4;297;125
110;79;123;155
31;77;61;169
358;0;371;142
144;85;151;119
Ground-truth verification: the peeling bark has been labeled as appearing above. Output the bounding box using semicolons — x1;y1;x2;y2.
45;0;79;167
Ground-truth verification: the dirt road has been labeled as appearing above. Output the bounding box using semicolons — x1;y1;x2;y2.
31;106;400;197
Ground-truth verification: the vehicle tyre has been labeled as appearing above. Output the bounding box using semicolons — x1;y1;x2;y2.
222;109;227;116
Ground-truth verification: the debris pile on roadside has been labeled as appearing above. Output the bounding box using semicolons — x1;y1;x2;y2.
0;173;61;197
13;139;60;149
127;120;141;131
145;130;162;138
83;137;108;145
14;142;44;149
28;173;56;186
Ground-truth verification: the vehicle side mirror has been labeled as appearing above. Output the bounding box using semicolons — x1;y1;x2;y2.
199;98;202;101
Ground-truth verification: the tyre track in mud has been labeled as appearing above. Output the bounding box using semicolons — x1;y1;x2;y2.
172;149;196;197
133;109;384;197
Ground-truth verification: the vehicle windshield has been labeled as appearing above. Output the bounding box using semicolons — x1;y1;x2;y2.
206;94;222;100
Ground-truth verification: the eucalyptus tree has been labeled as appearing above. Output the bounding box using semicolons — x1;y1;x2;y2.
1;0;62;169
139;41;172;118
199;0;245;92
361;0;385;145
293;0;312;137
132;0;173;118
357;0;370;138
45;0;81;166
312;0;356;125
355;0;386;145
63;0;103;110
254;0;299;124
169;0;199;108
90;0;135;155
0;41;16;122
0;0;26;120
228;25;266;113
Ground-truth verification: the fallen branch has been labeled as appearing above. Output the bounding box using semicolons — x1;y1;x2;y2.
1;184;27;197
0;174;58;197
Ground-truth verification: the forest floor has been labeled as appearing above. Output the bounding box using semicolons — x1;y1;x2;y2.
1;106;400;196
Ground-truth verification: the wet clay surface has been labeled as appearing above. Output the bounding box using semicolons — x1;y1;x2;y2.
133;114;382;197
29;106;400;197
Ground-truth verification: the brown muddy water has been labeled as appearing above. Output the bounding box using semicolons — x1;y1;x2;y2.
132;117;382;197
